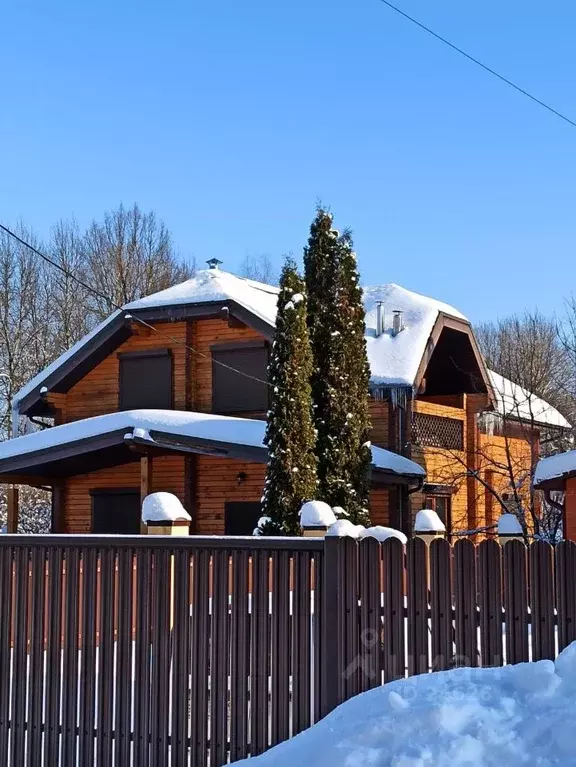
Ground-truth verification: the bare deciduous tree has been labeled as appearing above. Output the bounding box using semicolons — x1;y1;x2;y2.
239;253;279;285
83;203;195;319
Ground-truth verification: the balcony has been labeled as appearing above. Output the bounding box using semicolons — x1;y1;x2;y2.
412;412;464;451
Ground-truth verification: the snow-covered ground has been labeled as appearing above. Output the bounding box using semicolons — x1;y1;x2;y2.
232;642;576;766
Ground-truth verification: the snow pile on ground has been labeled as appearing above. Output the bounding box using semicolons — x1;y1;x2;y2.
415;508;446;532
299;501;336;528
233;644;576;766
497;513;523;535
141;492;190;523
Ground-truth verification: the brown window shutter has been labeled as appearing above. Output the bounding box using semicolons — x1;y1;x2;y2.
119;350;173;410
212;346;268;413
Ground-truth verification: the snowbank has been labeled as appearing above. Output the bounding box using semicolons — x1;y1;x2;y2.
299;501;336;528
497;513;522;535
141;492;190;523
415;508;446;533
232;644;576;766
359;526;407;544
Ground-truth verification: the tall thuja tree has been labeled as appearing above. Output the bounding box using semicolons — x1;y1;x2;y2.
260;259;318;534
338;230;372;521
304;208;371;525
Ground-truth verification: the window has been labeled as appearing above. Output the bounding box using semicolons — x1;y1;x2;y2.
424;490;452;533
118;349;173;411
211;342;268;413
91;490;141;534
225;502;262;536
413;412;464;450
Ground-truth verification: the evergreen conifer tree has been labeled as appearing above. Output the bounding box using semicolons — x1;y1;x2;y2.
260;259;318;535
304;208;372;525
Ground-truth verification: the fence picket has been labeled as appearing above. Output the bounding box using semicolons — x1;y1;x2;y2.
271;550;291;747
530;541;555;661
454;539;478;667
149;548;171;767
62;547;80;767
10;546;29;766
44;547;64;766
358;537;383;689
171;548;192;767
114;548;134;767
210;549;230;767
78;548;98;766
503;541;529;664
26;547;46;767
249;549;270;756
556;541;576;652
96;547;115;767
407;537;428;675
133;548;152;767
230;549;250;762
292;551;312;733
382;537;405;682
478;539;503;667
430;539;452;671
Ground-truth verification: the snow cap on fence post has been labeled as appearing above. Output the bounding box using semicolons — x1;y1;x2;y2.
497;513;523;545
414;508;446;545
299;501;337;537
142;492;191;536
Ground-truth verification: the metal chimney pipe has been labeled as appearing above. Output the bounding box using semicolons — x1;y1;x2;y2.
392;310;404;336
376;302;385;337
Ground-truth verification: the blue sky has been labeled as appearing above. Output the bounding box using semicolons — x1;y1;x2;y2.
1;1;575;323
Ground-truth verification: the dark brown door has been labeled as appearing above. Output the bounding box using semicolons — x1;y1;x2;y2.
225;502;262;536
92;490;141;534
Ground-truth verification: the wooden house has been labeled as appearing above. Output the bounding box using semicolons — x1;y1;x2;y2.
0;264;569;536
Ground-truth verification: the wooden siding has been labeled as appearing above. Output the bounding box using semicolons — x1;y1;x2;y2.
369;488;390;526
194;456;267;535
565;478;576;542
369;400;389;448
190;319;267;413
64;322;187;421
61;455;186;533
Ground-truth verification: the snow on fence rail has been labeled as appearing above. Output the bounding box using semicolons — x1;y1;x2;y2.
0;534;574;766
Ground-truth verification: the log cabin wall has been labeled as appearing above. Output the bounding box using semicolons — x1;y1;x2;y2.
190;318;267;414
60;455;186;533
64;322;188;422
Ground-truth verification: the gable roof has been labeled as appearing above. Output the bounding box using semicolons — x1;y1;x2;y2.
363;283;466;387
12;269;490;417
488;370;571;430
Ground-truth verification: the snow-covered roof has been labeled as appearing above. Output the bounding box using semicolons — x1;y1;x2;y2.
0;409;425;480
534;450;576;488
13;269;279;415
363;283;466;387
12;271;471;412
125;268;280;326
488;370;571;430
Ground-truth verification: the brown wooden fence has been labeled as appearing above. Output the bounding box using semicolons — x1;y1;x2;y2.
0;534;575;766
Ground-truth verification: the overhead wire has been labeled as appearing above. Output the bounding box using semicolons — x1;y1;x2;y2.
376;0;576;130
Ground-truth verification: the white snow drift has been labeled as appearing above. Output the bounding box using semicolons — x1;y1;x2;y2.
141;492;190;523
233;643;576;766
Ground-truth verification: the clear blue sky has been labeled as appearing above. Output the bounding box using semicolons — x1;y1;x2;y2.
1;1;575;323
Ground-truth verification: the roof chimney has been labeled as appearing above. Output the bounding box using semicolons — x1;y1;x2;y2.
375;301;385;337
392;310;404;337
206;258;223;270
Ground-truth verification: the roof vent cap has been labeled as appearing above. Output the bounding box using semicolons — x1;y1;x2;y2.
206;258;223;270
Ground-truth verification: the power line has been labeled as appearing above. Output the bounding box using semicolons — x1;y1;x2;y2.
376;0;576;130
0;222;273;389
